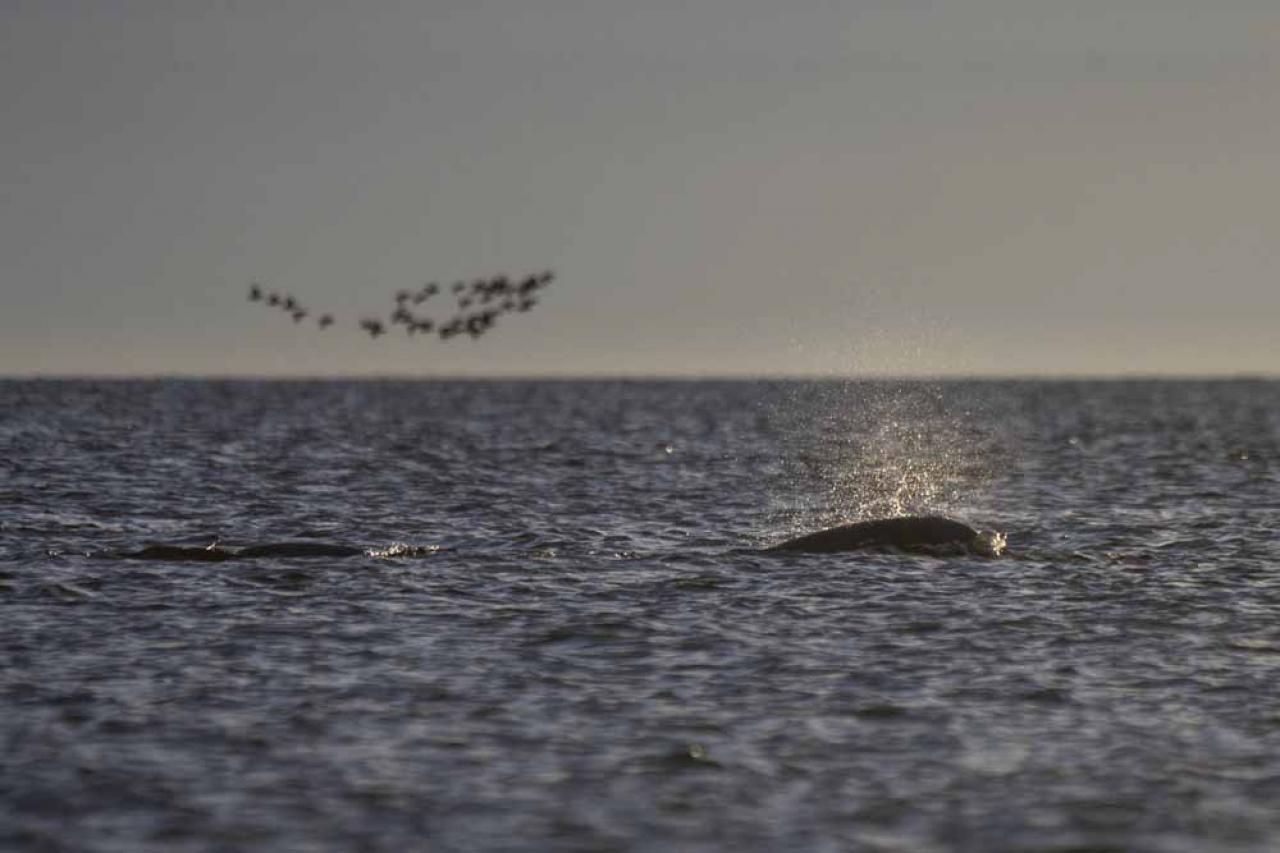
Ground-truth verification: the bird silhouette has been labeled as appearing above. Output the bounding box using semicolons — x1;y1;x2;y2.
245;267;553;344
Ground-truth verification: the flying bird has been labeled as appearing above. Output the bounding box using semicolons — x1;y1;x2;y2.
243;267;554;344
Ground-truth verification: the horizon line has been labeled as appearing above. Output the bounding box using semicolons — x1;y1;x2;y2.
2;371;1277;383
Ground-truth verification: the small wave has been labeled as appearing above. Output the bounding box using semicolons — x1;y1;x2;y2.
366;542;445;558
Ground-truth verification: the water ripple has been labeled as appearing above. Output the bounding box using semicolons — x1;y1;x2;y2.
3;379;1280;851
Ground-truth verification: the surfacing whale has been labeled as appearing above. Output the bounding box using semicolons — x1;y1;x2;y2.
767;515;1006;557
121;542;366;561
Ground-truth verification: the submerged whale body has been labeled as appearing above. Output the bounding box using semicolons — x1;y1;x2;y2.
123;542;366;561
767;515;1006;557
237;542;365;558
125;544;234;562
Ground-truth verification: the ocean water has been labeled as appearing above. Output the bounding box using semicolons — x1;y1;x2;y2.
3;378;1279;852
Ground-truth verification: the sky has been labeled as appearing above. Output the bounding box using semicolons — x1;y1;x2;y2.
2;0;1278;377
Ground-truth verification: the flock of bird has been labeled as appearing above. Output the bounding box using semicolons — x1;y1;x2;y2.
247;271;554;341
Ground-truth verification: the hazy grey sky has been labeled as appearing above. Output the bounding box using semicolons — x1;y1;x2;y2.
3;1;1277;376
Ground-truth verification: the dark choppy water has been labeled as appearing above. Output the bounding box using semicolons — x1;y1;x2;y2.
3;378;1280;852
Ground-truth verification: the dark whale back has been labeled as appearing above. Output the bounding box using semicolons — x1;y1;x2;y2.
237;542;365;558
766;515;981;554
122;542;365;561
125;545;236;562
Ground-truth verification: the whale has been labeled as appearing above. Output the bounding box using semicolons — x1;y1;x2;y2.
237;542;365;558
124;544;235;562
122;542;366;561
766;515;1006;557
